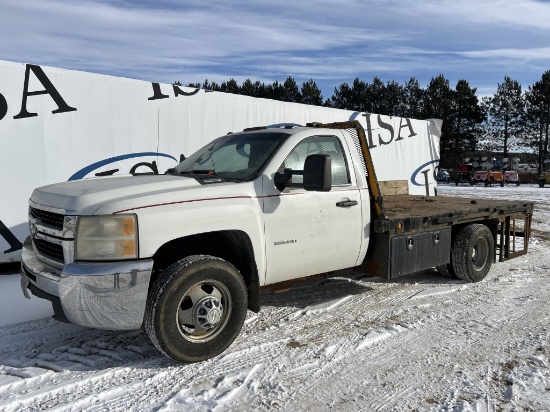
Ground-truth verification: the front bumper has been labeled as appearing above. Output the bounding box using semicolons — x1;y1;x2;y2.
21;240;154;330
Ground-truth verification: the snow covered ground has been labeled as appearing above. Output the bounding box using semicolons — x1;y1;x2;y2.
0;184;549;411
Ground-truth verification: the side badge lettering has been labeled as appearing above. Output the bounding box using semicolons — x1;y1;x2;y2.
274;239;297;246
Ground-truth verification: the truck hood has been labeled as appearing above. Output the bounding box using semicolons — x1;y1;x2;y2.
30;175;227;215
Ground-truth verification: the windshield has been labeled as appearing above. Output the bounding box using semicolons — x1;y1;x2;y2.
172;131;290;181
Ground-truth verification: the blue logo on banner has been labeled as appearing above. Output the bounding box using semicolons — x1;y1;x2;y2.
69;152;177;181
411;159;440;186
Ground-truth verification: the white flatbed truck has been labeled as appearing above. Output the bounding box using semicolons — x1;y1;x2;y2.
21;121;533;362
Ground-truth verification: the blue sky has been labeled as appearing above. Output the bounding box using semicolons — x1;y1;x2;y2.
1;0;550;99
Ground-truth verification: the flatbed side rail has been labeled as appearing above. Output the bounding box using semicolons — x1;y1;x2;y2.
498;213;532;261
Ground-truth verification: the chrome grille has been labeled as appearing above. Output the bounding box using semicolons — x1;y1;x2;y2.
30;207;64;230
28;203;72;267
33;237;64;263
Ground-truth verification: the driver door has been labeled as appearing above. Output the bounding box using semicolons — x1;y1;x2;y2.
262;134;363;284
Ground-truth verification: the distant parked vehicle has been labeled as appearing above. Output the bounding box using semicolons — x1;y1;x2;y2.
504;170;520;186
473;169;504;187
437;169;450;183
472;157;504;187
539;171;550;187
538;160;550;187
455;163;474;185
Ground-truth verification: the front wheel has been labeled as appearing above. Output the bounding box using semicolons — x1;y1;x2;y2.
145;255;248;363
540;180;545;188
451;224;494;282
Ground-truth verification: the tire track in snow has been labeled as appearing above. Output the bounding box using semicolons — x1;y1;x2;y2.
0;318;59;339
232;244;550;411
149;288;422;410
0;272;496;411
0;328;171;410
218;280;448;410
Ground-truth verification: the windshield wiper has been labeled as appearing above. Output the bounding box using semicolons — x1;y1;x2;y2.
175;170;244;183
178;170;216;176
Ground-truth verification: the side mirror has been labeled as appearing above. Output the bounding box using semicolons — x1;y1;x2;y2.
304;154;331;191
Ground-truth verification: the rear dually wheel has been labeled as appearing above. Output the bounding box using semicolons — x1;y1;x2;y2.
451;224;494;283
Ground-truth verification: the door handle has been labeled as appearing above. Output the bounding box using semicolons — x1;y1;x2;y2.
336;198;358;207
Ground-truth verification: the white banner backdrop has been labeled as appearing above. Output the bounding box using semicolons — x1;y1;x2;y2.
0;60;440;263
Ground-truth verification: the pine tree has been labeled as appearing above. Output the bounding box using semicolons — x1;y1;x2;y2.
383;80;406;116
422;75;454;165
282;76;302;103
266;80;285;101
402;77;424;119
240;79;256;97
449;80;485;157
219;78;240;94
365;77;386;114
525;71;550;173
329;82;354;109
301;79;323;106
201;80;220;91
481;76;525;157
351;78;369;112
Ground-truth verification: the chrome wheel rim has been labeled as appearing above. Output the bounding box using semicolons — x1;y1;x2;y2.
471;237;488;271
176;280;232;343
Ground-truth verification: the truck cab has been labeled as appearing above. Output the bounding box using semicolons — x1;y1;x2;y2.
21;124;372;362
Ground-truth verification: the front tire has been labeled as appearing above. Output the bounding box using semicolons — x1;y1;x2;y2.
145;255;248;363
451;224;494;282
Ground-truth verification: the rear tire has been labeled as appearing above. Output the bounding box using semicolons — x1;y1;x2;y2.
451;224;494;282
145;255;248;363
436;263;456;278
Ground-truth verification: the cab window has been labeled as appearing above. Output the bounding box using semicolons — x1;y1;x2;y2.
280;135;351;187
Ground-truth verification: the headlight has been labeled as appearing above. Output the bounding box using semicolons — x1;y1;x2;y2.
75;215;138;260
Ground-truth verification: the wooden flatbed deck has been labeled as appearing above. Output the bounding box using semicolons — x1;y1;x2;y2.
377;195;533;234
